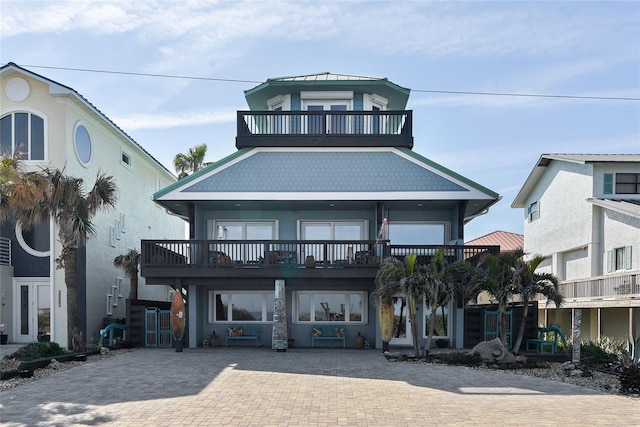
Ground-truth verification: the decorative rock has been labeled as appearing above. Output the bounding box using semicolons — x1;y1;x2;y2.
100;347;111;355
515;355;528;364
468;338;516;364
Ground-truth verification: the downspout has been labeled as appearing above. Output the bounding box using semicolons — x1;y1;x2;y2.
49;215;55;343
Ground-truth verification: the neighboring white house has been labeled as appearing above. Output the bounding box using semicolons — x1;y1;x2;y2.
512;154;640;342
0;62;185;348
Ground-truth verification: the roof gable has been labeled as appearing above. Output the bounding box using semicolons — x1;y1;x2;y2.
1;62;175;179
512;153;640;208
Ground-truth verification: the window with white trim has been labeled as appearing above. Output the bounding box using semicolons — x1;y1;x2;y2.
0;111;45;160
295;291;366;323
388;222;446;245
300;220;367;262
209;291;275;322
607;246;632;273
527;201;539;222
121;150;132;168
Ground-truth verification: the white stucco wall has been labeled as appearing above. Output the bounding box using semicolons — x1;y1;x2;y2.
1;70;185;346
523;161;594;273
601;210;640;274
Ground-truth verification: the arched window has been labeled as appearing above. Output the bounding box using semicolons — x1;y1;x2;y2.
0;111;46;160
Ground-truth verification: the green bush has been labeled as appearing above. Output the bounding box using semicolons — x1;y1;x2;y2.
580;337;626;368
619;362;640;395
8;341;68;361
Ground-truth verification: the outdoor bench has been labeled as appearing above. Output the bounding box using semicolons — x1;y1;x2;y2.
225;324;261;347
526;326;567;354
311;324;346;348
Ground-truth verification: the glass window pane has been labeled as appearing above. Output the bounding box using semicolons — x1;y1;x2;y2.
349;294;363;322
424;305;449;338
389;223;445;245
0;115;12;155
334;224;362;240
74;124;91;164
303;224;331;240
31;115;44;160
215;294;228;321
314;294;345;322
297;293;311;321
15;113;28;159
21;220;50;252
247;224;274;239
266;293;275;322
231;294;262;321
38;285;50;337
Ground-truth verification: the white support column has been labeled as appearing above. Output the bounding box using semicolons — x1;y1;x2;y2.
597;308;601;340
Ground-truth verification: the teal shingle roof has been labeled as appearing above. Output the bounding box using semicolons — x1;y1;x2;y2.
183;151;466;193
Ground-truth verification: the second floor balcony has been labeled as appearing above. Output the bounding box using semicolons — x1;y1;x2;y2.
141;239;498;281
236;110;413;149
534;272;640;307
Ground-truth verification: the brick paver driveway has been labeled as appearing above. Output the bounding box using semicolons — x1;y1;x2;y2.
1;347;638;426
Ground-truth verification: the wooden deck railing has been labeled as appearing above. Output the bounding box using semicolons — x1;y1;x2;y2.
557;272;640;299
236;110;413;148
141;239;499;270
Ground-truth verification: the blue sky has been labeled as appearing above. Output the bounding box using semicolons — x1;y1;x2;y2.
1;1;639;241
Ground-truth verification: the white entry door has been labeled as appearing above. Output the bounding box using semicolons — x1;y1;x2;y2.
390;295;412;346
13;278;50;343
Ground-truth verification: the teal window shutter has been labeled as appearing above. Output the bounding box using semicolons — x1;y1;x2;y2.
606;250;613;273
603;173;613;194
625;246;632;270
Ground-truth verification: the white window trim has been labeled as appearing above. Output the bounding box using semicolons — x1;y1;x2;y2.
298;220;368;240
120;149;132;169
207;220;279;240
300;91;353;100
73;121;93;167
363;93;388;110
293;290;367;324
267;94;291;111
15;221;50;257
0;107;49;162
119;213;126;233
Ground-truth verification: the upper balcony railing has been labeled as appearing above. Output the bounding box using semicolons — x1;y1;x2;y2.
558;272;640;300
0;236;10;266
140;239;498;277
236;110;413;148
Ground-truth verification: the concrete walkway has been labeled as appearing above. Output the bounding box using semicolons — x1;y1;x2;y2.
0;347;638;426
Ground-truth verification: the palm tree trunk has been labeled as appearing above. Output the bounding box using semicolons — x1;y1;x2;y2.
512;304;529;354
424;297;439;354
129;275;138;300
65;246;80;349
408;296;421;357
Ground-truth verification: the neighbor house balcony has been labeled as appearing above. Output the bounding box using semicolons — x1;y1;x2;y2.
535;272;640;307
140;239;498;282
236;110;413;148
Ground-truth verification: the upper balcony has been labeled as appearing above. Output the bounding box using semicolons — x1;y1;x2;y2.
140;239;498;282
236;110;413;149
534;272;640;307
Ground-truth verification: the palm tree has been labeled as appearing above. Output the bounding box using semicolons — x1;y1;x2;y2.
374;254;429;356
173;143;209;179
2;157;118;351
113;249;141;300
511;255;563;353
473;249;523;345
0;154;46;222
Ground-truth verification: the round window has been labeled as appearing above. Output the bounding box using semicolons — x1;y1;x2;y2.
16;220;50;257
74;124;92;165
